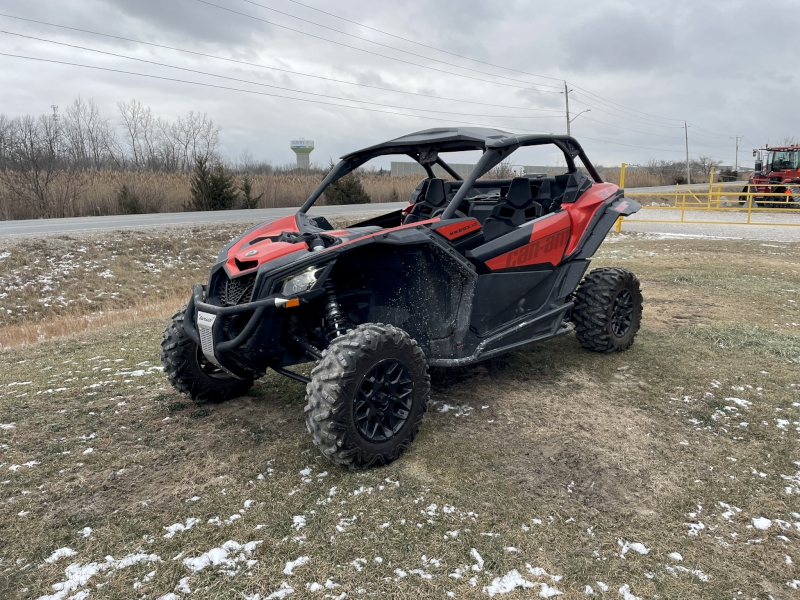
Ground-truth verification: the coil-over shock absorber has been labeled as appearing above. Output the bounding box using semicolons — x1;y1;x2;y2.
323;278;349;339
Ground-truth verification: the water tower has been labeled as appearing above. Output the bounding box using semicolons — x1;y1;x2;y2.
290;138;314;170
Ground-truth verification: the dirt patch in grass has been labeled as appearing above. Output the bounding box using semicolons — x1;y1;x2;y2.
1;230;799;599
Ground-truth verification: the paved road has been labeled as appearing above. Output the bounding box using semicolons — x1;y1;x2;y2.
622;207;800;242
5;180;790;241
0;202;409;237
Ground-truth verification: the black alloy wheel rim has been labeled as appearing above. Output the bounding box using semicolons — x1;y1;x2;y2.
611;289;634;337
353;359;414;443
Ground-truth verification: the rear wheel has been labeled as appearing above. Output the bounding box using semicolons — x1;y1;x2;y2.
572;268;643;353
304;323;430;468
160;307;255;403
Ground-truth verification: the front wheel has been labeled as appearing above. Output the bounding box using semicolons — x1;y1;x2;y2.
304;323;430;468
160;307;255;403
572;268;643;353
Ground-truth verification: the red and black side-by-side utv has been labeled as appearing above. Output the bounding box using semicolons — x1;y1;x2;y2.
161;128;643;468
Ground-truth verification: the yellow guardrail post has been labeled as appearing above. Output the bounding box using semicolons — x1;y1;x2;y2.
681;189;686;222
614;162;627;233
707;167;715;211
746;188;753;224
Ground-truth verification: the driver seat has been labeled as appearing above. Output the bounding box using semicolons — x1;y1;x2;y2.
481;177;543;241
403;178;448;224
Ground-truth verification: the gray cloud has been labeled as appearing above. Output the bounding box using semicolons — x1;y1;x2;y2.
0;0;798;168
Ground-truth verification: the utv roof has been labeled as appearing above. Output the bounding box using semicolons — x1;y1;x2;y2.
301;127;602;214
341;127;515;158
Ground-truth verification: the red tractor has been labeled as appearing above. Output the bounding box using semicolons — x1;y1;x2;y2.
740;144;800;207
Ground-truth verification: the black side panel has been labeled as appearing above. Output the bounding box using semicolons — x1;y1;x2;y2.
555;171;593;204
556;260;591;298
350;210;403;229
465;221;534;266
470;270;554;336
574;198;641;259
333;242;475;359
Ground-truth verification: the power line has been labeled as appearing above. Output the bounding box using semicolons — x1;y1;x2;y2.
580;116;685;139
570;93;685;129
284;0;566;84
192;0;564;94
0;52;562;131
237;0;564;90
1;30;565;120
0;13;566;115
569;95;686;130
0;51;715;158
282;0;703;128
3;14;728;150
567;83;684;124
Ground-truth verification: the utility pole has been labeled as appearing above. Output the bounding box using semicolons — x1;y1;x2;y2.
731;135;743;173
564;81;571;136
684;121;690;185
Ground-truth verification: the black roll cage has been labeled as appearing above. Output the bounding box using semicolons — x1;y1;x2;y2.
299;128;603;220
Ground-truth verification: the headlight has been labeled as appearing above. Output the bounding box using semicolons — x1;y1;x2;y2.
281;267;322;296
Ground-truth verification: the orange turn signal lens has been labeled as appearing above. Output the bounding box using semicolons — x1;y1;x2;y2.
284;298;300;308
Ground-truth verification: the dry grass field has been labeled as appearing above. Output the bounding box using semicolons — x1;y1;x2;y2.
0;224;799;599
0;167;676;220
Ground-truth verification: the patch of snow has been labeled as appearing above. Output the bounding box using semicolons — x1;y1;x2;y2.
40;552;162;600
44;548;77;564
752;517;771;530
163;517;200;539
725;397;752;408
264;582;295;599
618;584;642;600
668;552;683;561
78;527;92;539
292;515;306;531
183;540;262;575
283;556;309;576
470;548;484;571
483;570;535;596
175;576;191;594
618;539;650;557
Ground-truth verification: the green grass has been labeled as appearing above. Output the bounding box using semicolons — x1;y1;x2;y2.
0;231;799;599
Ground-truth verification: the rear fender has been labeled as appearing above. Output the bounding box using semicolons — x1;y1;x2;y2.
570;195;641;260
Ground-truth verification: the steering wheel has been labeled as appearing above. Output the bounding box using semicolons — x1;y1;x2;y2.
431;207;467;219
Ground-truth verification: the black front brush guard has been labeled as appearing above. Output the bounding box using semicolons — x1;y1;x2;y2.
183;283;290;379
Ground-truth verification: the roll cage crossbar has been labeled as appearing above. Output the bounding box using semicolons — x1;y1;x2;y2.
298;127;603;219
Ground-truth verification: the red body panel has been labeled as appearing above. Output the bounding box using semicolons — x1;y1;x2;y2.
748;172;800;194
485;211;571;271
563;183;619;256
225;215;305;276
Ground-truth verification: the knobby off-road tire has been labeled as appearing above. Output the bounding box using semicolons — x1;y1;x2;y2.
304;323;430;469
572;267;643;353
160;307;254;403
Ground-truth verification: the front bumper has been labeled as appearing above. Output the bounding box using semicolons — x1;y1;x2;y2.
184;283;291;379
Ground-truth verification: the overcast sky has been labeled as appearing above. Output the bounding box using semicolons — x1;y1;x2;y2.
0;0;798;170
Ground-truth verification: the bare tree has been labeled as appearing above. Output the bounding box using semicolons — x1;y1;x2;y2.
691;155;722;176
118;99;157;170
0;108;83;218
63;97;122;169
